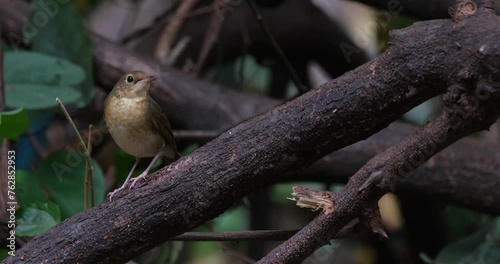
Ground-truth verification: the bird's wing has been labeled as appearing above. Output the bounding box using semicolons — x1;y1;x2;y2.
148;97;179;160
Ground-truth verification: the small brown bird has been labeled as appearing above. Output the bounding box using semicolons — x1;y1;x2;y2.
104;71;179;200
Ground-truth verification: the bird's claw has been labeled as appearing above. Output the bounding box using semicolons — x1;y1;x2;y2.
107;172;150;200
107;187;125;201
129;173;148;189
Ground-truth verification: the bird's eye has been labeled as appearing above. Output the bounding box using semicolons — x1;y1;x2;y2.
126;75;134;83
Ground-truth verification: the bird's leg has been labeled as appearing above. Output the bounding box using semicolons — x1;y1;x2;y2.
129;151;162;189
107;157;140;200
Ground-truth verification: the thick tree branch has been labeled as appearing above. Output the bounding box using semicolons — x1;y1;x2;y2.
259;3;500;263
260;83;500;263
1;1;499;263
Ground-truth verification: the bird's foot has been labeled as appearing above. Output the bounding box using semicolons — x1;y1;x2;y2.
129;172;149;189
107;186;126;201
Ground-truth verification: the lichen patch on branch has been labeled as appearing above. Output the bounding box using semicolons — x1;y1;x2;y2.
449;0;477;21
288;186;335;214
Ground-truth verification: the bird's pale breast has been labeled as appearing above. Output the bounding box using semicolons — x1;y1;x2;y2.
104;96;164;157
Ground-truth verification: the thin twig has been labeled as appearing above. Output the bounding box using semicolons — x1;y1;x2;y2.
173;129;220;140
165;36;191;66
122;5;214;45
168;224;360;241
86;124;95;208
170;229;298;241
154;0;200;64
246;0;308;94
55;98;94;210
192;1;224;76
238;15;250;90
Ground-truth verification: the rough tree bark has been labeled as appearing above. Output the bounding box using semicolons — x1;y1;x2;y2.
259;2;500;263
1;1;499;263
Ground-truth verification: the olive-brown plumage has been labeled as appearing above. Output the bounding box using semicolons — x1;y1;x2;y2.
104;71;179;200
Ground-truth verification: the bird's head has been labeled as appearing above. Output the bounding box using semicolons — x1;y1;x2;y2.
112;71;158;98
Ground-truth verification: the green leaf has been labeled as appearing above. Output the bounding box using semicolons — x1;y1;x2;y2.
4;51;85;86
6;84;81;110
0;108;29;140
435;219;500;264
4;51;85;110
36;149;105;219
16;170;47;206
445;206;487;241
31;0;94;107
15;201;60;237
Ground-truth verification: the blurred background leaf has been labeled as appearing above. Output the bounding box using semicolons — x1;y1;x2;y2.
30;0;94;107
434;218;500;264
4;51;85;86
15;170;46;205
36;149;105;219
4;51;85;110
15;201;61;237
0;108;28;140
6;84;81;110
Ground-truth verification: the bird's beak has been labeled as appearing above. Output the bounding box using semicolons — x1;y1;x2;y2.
132;76;158;95
137;76;158;86
145;76;158;83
